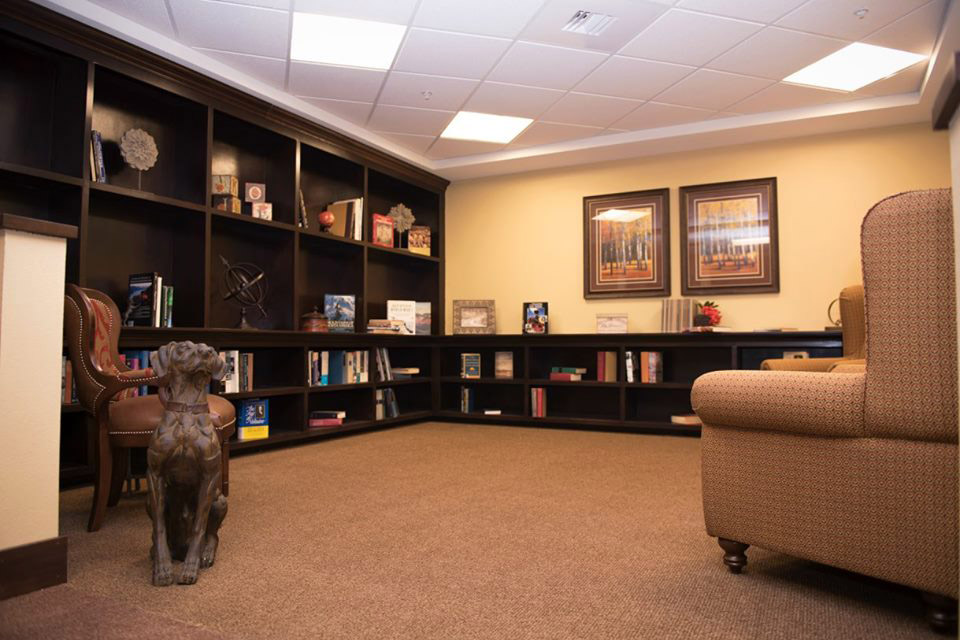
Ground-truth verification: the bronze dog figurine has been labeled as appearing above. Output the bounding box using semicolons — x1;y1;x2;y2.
147;341;228;586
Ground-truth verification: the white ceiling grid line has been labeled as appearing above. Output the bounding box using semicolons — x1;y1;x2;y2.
49;0;956;178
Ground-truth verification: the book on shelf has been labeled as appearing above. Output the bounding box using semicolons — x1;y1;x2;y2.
391;367;420;380
661;299;698;333
387;300;416;335
461;353;481;379
308;410;345;429
596;351;617;382
625;351;662;384
531;387;546;418
549;371;581;381
483;409;502;416
90;130;106;183
460;386;475;413
123;272;163;327
494;351;514;379
376;388;399;420
307;350;368;385
238;398;269;441
324;294;356;333
160;285;174;327
367;319;406;334
298;189;309;229
671;414;702;426
553;367;586;374
120;350;154;396
408;225;431;256
61;357;77;404
326;197;363;240
371;213;394;247
415;302;431;335
373;347;393;382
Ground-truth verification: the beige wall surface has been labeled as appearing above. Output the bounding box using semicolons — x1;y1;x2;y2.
445;123;951;334
0;230;66;551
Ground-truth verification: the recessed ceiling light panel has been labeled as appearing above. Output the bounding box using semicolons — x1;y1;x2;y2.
290;13;406;70
440;111;533;144
783;43;926;92
562;10;618;36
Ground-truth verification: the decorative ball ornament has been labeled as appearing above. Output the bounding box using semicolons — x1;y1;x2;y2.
388;203;415;234
318;210;335;232
119;128;158;171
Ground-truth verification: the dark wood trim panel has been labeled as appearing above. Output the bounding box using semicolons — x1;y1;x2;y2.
0;213;77;239
933;51;960;130
0;536;68;600
0;0;448;192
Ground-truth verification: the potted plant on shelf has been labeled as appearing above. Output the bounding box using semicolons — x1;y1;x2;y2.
693;301;722;328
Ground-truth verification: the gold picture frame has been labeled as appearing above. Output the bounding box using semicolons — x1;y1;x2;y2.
452;300;496;334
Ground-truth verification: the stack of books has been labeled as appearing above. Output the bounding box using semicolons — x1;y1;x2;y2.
367;319;407;334
309;410;345;429
391;367;420;380
531;387;547;418
596;351;618;382
549;366;585;381
624;351;663;383
308;350;369;386
124;272;173;328
218;351;254;393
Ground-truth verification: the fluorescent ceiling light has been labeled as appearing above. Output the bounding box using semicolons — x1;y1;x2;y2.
593;208;651;223
290;13;406;70
783;43;926;92
440;111;533;144
562;10;618;36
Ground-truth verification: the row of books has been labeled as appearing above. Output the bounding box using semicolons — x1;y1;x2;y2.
120;350;154;396
326;197;364;241
661;299;698;333
309;409;345;429
124;272;173;328
61;357;77;404
458;352;515;379
531;387;547;418
460;386;475;413
549;366;585;381
597;351;618;382
625;351;663;384
220;351;254;393
376;388;400;420
89;130;107;183
308;350;369;386
238;398;269;441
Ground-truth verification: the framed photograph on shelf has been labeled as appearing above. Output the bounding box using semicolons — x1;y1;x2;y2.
453;300;496;335
679;177;779;295
596;313;628;334
583;188;670;299
372;214;394;248
523;302;548;334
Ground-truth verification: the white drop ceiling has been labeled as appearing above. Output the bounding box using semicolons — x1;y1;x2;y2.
34;0;959;180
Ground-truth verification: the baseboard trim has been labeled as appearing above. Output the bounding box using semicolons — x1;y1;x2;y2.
0;536;68;600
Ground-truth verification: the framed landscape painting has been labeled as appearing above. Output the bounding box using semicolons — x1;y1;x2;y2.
679;178;779;295
583;188;670;299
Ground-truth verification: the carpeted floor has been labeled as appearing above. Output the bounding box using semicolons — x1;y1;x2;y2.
0;422;940;639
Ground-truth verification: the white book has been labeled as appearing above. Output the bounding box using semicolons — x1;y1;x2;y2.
387;300;416;335
153;275;163;327
625;350;634;383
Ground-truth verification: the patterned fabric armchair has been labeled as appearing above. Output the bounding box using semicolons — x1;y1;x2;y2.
760;284;865;372
692;190;958;633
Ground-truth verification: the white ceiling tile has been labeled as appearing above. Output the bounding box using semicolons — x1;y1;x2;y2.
168;0;290;58
727;82;850;114
487;42;608;90
288;62;386;101
216;0;290;8
463;82;565;118
654;69;773;109
293;0;417;24
196;49;287;89
368;105;455;136
378;72;478;111
377;132;437;154
619;9;763;66
298;97;374;125
851;62;927;97
675;0;808;23
707;27;848;80
863;0;948;55
540;92;643;127
519;0;668;53
394;29;511;79
426;138;508;159
509;121;604;147
612;101;715;129
91;0;177;37
776;0;930;41
574;56;694;100
414;0;548;38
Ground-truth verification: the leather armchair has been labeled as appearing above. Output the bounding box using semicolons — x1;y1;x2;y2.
63;284;236;531
760;284;865;372
692;190;958;632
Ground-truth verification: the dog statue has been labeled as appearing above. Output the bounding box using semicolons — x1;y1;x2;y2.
147;341;228;586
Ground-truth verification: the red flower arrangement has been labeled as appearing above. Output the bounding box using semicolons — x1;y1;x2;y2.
698;301;722;327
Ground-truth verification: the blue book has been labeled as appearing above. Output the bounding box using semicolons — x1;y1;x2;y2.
324;294;355;333
238;398;269;441
328;350;344;385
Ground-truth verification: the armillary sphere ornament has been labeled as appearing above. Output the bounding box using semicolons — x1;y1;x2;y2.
220;255;268;329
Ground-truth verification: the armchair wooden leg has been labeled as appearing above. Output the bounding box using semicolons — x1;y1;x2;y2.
221;440;230;497
107;447;127;507
88;430;113;532
718;538;749;574
922;592;958;634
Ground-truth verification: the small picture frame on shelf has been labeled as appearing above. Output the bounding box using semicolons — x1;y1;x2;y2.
453;300;496;335
596;313;628;334
523;302;548;334
372;214;394;248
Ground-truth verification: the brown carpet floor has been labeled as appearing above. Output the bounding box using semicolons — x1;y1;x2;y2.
1;422;941;639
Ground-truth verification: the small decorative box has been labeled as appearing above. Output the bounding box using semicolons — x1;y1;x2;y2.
212;175;238;197
245;182;266;203
252;202;273;220
213;195;242;214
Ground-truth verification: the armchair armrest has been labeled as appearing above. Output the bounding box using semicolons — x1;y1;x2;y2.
761;357;842;372
96;367;163;415
691;370;865;438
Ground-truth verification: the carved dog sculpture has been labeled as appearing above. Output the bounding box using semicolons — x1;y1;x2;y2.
147;341;228;586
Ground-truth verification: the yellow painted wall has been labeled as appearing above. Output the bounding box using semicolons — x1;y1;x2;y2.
445;123;951;334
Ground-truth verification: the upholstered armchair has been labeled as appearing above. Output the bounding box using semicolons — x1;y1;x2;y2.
63;284;236;531
692;190;958;632
760;284;865;372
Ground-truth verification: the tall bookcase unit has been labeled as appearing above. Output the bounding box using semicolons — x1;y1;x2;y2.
0;5;445;485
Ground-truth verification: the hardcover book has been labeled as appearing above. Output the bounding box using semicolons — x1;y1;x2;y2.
408;225;431;256
372;214;394;247
461;353;481;379
495;352;513;379
523;302;548;334
324;294;356;333
238;398;269;441
416;301;431;335
387;300;416;335
123;272;158;327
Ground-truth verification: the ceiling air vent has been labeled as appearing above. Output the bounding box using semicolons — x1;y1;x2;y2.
561;10;618;36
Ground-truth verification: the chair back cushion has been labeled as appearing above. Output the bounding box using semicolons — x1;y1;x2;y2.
838;284;866;360
861;189;957;442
